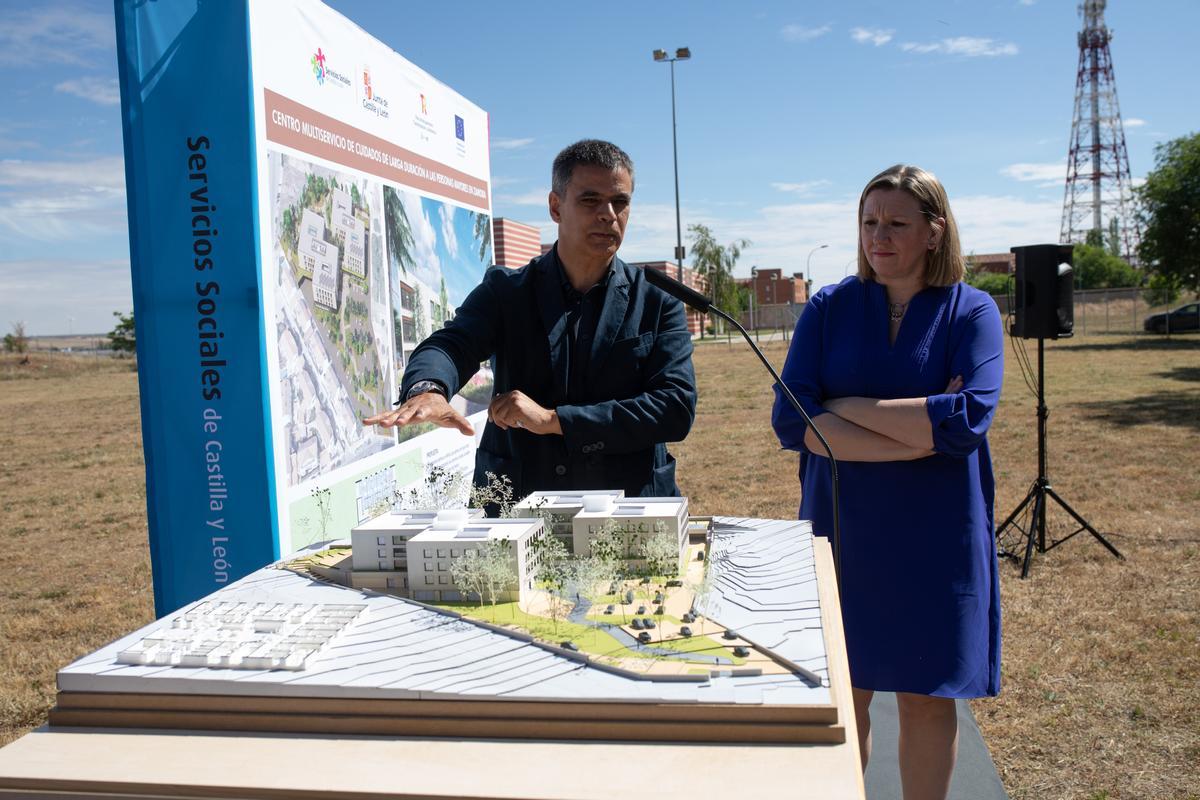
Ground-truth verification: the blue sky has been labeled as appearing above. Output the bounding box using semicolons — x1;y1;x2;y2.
1;1;1196;335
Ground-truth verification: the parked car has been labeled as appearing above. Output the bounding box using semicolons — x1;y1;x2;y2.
636;605;646;615
603;604;614;615
1145;302;1200;334
638;631;652;644
630;618;643;630
642;618;656;629
733;646;750;658
680;626;693;637
560;641;579;652
681;612;695;623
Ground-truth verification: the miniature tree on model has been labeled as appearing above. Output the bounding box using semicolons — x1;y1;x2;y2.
532;532;571;634
642;523;678;642
569;557;611;648
469;471;517;517
689;563;715;636
450;550;489;611
590;520;628;622
481;539;515;620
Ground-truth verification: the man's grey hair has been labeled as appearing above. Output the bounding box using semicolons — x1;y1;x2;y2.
551;139;635;196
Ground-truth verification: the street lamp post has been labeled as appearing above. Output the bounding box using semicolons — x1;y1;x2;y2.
653;47;691;284
806;244;829;284
749;266;758;331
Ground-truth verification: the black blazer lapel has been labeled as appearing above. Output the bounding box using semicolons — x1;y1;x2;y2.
533;249;570;401
590;258;632;370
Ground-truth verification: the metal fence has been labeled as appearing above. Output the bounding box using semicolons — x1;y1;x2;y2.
991;286;1199;336
733;289;1198;338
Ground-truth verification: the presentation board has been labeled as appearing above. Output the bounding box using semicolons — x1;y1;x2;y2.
115;0;493;615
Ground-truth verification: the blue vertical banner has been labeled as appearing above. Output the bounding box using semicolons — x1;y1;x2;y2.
115;0;278;616
115;0;494;616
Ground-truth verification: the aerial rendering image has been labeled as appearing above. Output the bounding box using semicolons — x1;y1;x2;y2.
269;152;395;486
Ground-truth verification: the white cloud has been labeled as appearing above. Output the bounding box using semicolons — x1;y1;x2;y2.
0;7;113;67
492;137;534;150
771;180;832;196
0;156;126;189
900;37;1019;57
1124;117;1147;128
496;188;550;207
0;259;132;336
0;157;127;241
953;194;1062;254
398;190;440;278
54;76;121;106
781;24;833;42
1000;161;1066;185
850;27;894;46
438;204;459;260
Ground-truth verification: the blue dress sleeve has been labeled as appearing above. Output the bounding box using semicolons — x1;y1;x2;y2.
771;289;829;453
925;290;1004;457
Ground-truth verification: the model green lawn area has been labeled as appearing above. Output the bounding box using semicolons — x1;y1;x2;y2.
435;601;638;660
434;601;744;666
650;632;748;665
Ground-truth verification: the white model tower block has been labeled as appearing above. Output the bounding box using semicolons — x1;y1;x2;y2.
406;517;546;605
350;508;486;574
512;490;625;554
571;496;689;570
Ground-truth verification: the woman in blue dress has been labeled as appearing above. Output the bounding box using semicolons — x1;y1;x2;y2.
772;165;1003;800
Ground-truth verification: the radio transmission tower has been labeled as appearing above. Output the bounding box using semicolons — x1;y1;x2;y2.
1061;0;1139;262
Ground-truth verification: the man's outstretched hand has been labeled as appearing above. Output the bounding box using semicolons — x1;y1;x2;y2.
362;392;475;436
488;390;562;435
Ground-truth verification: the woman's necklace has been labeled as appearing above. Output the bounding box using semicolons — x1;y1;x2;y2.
888;301;909;322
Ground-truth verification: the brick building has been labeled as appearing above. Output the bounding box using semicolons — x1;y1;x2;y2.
738;268;810;306
969;252;1015;275
493;218;543;269
626;261;710;336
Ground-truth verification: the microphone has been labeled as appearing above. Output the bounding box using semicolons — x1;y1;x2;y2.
644;266;843;587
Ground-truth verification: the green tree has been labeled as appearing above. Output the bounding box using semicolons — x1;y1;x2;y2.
1106;216;1122;258
966;272;1011;296
689;223;750;331
1137;132;1200;293
383;186;415;275
471;211;493;264
1072;243;1141;290
3;321;28;354
108;312;136;354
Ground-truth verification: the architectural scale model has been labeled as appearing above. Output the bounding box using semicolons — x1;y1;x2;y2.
53;505;844;744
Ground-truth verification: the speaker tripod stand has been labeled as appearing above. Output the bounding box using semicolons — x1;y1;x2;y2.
996;338;1124;578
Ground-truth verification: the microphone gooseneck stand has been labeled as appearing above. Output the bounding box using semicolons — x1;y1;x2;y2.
643;268;842;589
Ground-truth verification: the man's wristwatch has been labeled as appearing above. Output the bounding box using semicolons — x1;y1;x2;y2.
405;380;448;401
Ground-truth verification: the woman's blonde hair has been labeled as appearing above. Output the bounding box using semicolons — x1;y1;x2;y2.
856;164;964;287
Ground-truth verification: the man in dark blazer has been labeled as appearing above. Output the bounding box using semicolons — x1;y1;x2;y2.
364;140;696;499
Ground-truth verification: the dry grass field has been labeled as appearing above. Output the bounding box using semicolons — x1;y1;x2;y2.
1;335;1197;799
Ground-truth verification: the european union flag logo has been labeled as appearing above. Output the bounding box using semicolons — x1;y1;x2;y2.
454;115;465;141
